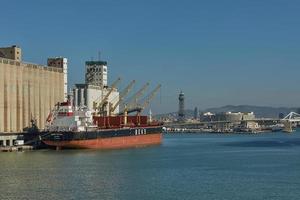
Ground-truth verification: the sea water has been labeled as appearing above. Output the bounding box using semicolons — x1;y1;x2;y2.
0;131;300;200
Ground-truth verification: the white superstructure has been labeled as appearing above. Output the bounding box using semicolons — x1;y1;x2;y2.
73;84;119;114
46;101;96;132
73;59;119;115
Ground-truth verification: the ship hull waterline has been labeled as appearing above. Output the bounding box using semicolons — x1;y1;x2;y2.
43;132;162;150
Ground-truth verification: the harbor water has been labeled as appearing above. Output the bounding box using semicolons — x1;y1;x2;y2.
0;131;300;200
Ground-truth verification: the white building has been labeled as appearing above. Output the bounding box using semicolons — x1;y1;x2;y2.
73;84;119;115
47;57;68;100
72;59;120;115
85;61;108;87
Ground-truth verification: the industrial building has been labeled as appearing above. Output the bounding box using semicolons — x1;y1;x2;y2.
200;112;255;122
85;61;108;87
73;84;119;114
0;45;65;134
47;57;68;101
215;112;255;122
73;60;120;115
0;45;22;61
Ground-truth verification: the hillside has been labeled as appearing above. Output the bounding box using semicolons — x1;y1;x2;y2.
156;105;300;119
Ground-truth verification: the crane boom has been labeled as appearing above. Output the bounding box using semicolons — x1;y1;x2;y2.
93;77;121;111
125;82;150;109
118;84;161;115
139;84;161;111
110;80;136;113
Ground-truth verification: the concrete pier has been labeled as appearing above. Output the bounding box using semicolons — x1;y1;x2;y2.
0;133;18;147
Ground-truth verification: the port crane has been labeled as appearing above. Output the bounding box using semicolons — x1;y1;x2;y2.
93;77;121;115
119;84;161;115
137;84;161;113
109;80;136;115
118;83;149;115
282;112;300;122
124;82;150;109
281;112;300;133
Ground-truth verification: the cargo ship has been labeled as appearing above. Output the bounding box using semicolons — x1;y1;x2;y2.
42;101;163;149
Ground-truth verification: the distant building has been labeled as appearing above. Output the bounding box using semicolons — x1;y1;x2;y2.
200;111;255;122
85;60;108;87
215;112;255;122
194;107;198;120
178;91;185;122
200;112;215;122
241;112;256;120
240;121;259;129
278;113;285;119
47;57;68;100
0;45;65;134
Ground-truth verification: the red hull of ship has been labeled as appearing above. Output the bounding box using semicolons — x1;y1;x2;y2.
43;133;162;149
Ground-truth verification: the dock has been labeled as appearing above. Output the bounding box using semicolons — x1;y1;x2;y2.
0;145;34;152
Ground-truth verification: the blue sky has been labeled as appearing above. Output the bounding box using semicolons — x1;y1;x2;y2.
1;0;300;114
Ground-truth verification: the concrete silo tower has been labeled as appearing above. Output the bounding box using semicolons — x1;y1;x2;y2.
178;91;185;122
